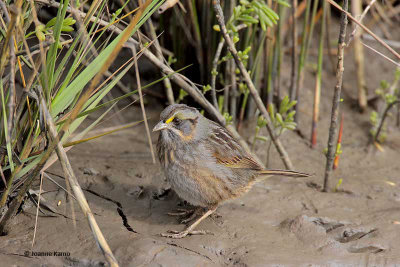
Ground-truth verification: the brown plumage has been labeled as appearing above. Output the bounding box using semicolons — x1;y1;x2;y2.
153;104;309;238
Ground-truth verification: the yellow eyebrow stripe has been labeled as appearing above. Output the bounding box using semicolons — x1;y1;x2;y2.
166;116;174;124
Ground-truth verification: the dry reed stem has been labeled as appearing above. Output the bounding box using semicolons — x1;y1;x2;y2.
31;171;44;247
323;0;348;192
311;1;327;148
0;2;20;169
211;39;225;109
362;34;400;49
211;24;247;110
127;43;156;163
38;91;119;266
347;0;377;46
146;18;175;104
289;0;297;101
1;2;20;148
158;0;180;14
351;0;367;111
229;59;237;122
213;0;293;170
361;42;400;68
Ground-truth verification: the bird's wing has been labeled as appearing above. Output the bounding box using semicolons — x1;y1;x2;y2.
206;123;263;170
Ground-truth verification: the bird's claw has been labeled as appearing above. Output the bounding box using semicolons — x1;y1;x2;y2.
167;208;202;224
167;208;195;217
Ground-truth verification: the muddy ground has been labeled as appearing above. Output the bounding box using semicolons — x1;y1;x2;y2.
1;21;400;267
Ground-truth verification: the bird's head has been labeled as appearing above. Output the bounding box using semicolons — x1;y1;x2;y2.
153;104;202;144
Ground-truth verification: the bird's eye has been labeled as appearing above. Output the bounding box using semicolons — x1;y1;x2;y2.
173;117;181;124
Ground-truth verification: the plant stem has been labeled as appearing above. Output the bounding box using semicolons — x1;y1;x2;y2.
211;38;225;108
347;0;377;46
213;0;293;170
311;0;327;148
211;24;247;110
333;113;344;170
289;0;297;101
127;43;156;164
274;4;284;101
229;59;237;122
146;18;175;104
40;89;119;267
326;0;400;61
323;0;349;192
351;0;367;111
295;0;318;122
188;0;204;82
375;100;400;142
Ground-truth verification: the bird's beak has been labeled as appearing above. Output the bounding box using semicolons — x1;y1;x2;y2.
153;121;168;132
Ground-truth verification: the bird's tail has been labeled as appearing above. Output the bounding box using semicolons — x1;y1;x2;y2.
258;169;310;178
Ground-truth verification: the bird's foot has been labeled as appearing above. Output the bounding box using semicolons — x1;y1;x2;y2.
167;208;203;224
167;208;195;217
160;229;213;239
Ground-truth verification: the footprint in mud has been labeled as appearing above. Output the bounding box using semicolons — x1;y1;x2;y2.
280;215;386;254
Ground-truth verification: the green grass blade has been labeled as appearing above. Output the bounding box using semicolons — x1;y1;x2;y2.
0;80;14;172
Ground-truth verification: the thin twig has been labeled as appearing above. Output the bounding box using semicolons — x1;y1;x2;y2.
158;0;181;14
311;0;327;148
28;0;49;92
351;0;367;111
212;0;293;170
32;171;44;247
15;40;55;56
323;0;349;192
211;39;224;109
347;0;377;46
43;172;77;201
0;164;6;188
146;18;174;104
6;5;18;155
374;100;400;142
361;42;400;68
295;0;319;122
362;34;400;49
0;0;10;24
211;24;247;110
229;59;237;121
126;43;156;163
289;0;297;101
326;0;400;61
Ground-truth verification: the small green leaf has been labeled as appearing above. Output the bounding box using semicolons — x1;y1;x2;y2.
276;113;284;125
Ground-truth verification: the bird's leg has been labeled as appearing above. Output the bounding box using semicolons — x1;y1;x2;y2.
161;206;217;239
167;207;204;224
180;208;202;224
167;208;195;217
